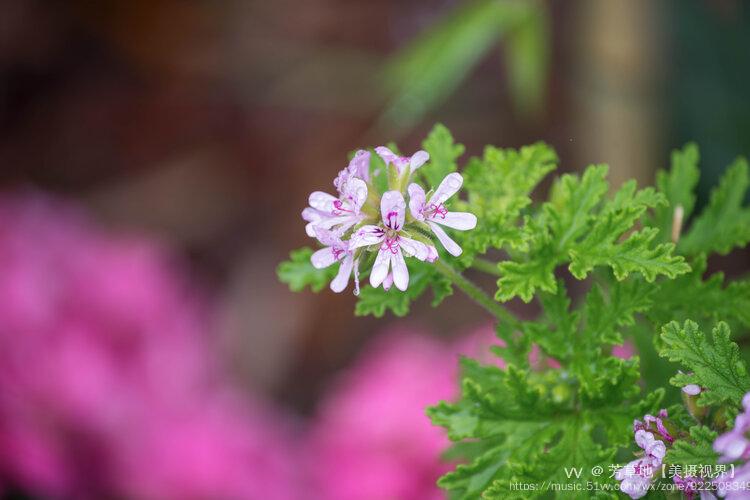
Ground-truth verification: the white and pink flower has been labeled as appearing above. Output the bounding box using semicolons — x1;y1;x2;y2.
302;176;368;237
408;173;476;256
302;145;475;294
351;191;437;291
334;149;371;189
375;147;429;174
310;228;360;294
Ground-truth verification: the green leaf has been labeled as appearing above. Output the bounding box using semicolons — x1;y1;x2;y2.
648;255;750;329
569;228;690;282
495;255;557;303
277;247;337;292
679;157;750;255
650;143;701;242
666;426;719;468
496;165;688;302
429;359;661;499
379;0;546;132
503;4;549;119
420;123;465;188
460;142;558;264
659;320;750;407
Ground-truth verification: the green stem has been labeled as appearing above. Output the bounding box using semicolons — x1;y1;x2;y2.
471;257;502;277
434;259;522;330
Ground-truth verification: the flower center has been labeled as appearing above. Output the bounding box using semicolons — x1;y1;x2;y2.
332;198;355;216
381;235;400;254
426;203;448;219
332;246;347;261
385;211;400;230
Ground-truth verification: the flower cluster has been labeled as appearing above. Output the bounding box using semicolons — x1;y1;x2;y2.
712;392;750;498
302;147;476;293
616;410;672;499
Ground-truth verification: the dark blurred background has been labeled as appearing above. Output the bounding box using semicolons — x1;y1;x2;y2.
1;0;749;476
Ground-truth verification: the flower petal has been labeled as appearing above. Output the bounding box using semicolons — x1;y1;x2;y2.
330;255;354;293
309;191;337;212
375;146;399;166
311;247;337;269
381;190;406;230
369;248;391;288
313;226;342;247
428;172;463;206
382;272;393;291
341;177;368;212
409;150;429;171
390;247;409;291
399;236;431;261
428;221;462;256
437;211;477;230
407;183;426;220
302;207;325;237
349;149;371;181
350;225;385;249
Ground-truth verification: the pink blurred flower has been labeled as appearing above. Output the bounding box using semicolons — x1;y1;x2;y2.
0;193;299;500
308;325;508;500
308;329;458;500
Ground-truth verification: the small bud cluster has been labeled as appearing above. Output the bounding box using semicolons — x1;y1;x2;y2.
616;410;673;499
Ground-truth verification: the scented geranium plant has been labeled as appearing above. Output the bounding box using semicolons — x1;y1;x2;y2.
279;124;750;499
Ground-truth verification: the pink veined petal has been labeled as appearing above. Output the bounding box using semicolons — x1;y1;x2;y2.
380;191;406;230
390;247;409;291
428;221;462;256
341;177;368;212
330;255;354;293
435;211;477;230
349;150;371;182
307;215;354;237
382;272;393;291
428;173;463;206
399;236;430;261
309;191;337;212
409;150;429;172
370;248;391;288
350;225;385;250
407;183;427;220
311;247;337;269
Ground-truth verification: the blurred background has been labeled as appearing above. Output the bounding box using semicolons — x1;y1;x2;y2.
1;0;749;498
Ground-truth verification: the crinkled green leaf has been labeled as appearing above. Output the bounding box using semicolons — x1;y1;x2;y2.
459;142;558;263
666;426;719;468
649;255;750;329
569;227;690;282
429;358;662;499
496;165;688;302
679;157;750;255
650;143;701;242
659;320;750;407
277;247;337;292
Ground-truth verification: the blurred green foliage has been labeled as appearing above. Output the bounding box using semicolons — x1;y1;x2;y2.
379;0;549;133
